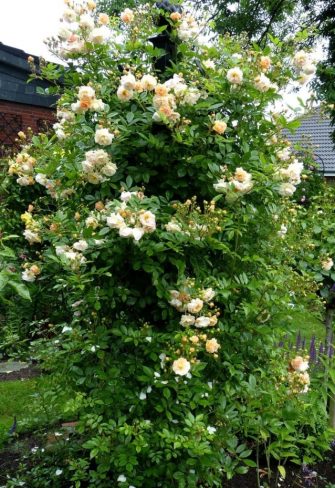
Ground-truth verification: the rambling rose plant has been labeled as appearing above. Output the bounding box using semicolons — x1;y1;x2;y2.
3;0;334;486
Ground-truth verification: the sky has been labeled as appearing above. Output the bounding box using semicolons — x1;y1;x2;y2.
0;0;65;61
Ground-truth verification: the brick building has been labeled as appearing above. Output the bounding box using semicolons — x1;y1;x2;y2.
0;42;58;156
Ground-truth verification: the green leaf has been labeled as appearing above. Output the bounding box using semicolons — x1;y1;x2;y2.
278;465;286;479
8;281;31;301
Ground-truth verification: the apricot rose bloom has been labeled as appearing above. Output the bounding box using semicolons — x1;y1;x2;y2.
206;338;220;354
290;356;309;372
213;120;227;135
121;8;134;23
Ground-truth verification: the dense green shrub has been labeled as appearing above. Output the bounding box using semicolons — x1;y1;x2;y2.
1;1;334;486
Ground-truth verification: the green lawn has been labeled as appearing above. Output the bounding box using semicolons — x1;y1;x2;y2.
0;378;39;447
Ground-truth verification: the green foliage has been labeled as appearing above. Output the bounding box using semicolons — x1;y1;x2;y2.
0;1;334;486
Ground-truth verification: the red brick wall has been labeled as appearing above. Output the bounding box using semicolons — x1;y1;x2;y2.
0;100;55;155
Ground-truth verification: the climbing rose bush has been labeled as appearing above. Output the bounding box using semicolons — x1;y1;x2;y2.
5;0;334;486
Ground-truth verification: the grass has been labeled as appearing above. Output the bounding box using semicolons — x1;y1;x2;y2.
287;310;326;342
274;308;327;342
0;378;40;447
0;375;73;450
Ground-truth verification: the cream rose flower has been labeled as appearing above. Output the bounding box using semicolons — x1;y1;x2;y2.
206;338;220;353
213;179;229;193
290;356;309;372
203;59;215;69
95;128;114;146
78;86;95;101
139;211;156;232
278;182;296;197
98;13;109;25
22;269;36;282
254;74;272;92
227;67;243;84
73;240;88;251
91;99;105;112
202;288;215;302
121;8;134;23
88;26;109;44
165;221;182;232
259;56;271;71
141;74;157;91
79;14;95;30
180;314;196;327
117;86;134;102
172;357;191;376
187;298;204;314
23;229;41;244
321;257;334;271
86;149;109;165
101;163;117;177
107;213;125;229
213;120;227;135
209;315;218;327
120;73;136;90
195;316;211;328
293;50;309;68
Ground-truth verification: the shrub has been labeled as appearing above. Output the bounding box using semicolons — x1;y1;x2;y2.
2;1;333;486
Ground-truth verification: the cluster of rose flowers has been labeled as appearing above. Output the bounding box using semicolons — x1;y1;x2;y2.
106;193;156;242
120;6;201;44
55;239;88;270
21;209;42;245
275;155;304;197
55;0;110;57
8;150;36;187
287;355;310;394
117;71;202;126
53;108;75;140
22;263;41;283
293;50;317;85
214;166;254;196
70;86;105;115
168;282;221;376
80;149;117;184
82;191;156;242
